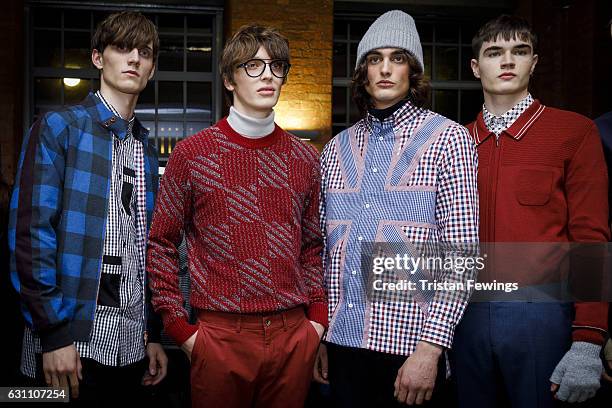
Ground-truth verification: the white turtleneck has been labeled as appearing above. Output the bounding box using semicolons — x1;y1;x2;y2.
226;106;275;139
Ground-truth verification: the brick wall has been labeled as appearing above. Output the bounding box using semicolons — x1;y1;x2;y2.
226;0;333;148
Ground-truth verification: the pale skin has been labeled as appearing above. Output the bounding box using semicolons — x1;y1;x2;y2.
314;48;443;405
471;35;612;397
470;36;538;116
181;45;325;359
42;42;167;397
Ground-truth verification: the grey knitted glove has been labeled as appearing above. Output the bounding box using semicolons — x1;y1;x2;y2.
550;341;603;403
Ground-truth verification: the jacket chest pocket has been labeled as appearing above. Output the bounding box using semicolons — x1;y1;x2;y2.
515;169;553;206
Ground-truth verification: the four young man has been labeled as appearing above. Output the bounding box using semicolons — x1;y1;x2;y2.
8;8;611;408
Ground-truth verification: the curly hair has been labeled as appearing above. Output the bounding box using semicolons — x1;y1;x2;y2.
351;51;431;118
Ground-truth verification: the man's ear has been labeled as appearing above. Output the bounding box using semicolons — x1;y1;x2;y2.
530;54;538;76
223;76;235;92
470;58;480;79
92;49;103;70
148;64;156;81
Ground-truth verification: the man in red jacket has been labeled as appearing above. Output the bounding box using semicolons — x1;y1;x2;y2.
451;14;609;407
146;25;326;408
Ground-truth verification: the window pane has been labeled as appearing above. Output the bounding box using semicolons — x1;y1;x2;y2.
332;86;346;123
34;30;61;67
186;14;213;35
349;20;371;41
34;78;61;116
461;46;476;81
419;23;433;43
334;20;348;40
461;21;481;46
460;90;482;124
64;10;90;30
158;81;184;119
186;121;210;136
186;82;212;123
64;31;91;69
349;43;358;74
187;37;212;72
423;46;433;79
349;97;362;125
64;78;90;105
158;35;184;71
333;42;347;78
332;125;344;137
136;82;156;121
434;47;458;80
157;121;183;157
434;90;458;121
158;14;184;35
436;24;459;44
33;8;61;28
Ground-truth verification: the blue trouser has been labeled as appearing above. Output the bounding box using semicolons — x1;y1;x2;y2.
451;302;573;408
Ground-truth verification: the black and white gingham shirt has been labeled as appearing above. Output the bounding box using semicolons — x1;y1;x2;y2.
21;92;147;375
482;93;534;138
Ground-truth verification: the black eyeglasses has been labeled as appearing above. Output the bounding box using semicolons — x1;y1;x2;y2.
237;59;291;78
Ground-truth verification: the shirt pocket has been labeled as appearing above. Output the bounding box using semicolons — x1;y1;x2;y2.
98;255;122;308
515;169;553;206
121;166;136;216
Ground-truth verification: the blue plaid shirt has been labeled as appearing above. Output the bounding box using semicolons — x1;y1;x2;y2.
9;92;159;352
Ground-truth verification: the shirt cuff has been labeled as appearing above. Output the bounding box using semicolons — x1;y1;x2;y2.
39;321;73;353
306;302;329;329
419;318;454;350
572;327;606;345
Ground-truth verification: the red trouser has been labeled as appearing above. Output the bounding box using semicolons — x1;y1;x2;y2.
190;307;319;408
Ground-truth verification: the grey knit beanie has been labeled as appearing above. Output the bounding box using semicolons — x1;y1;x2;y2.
355;10;424;72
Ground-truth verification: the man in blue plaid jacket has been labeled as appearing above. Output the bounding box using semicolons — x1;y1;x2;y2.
8;11;167;403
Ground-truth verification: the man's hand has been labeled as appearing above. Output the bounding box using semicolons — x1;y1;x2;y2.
550;341;602;403
313;342;329;384
394;341;442;405
142;342;168;386
309;321;325;340
42;344;82;399
181;331;198;362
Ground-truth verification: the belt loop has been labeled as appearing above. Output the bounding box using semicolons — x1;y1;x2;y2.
236;315;242;333
282;312;287;331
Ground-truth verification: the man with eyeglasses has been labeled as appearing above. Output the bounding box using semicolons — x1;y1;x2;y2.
147;24;327;408
316;10;479;407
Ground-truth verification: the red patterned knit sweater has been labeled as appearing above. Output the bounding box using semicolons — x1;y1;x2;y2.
147;118;327;345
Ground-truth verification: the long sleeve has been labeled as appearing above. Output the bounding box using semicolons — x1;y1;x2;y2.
419;124;480;349
301;156;328;327
146;143;197;345
565;123;610;345
10;113;71;352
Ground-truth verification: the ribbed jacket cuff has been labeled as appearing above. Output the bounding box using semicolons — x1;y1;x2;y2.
165;318;199;346
40;321;73;353
306;302;329;329
572;328;606;345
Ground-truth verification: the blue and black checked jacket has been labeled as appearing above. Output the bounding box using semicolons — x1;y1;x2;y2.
8;92;160;352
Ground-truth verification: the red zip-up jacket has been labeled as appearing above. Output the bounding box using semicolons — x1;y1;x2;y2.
468;100;609;345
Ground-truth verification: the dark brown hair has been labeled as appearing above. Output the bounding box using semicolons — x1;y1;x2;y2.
472;15;537;58
351;51;431;117
92;11;159;60
220;24;290;106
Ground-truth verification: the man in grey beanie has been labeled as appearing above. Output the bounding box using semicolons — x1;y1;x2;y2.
315;9;479;407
